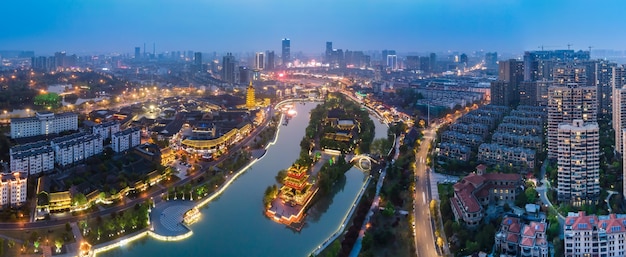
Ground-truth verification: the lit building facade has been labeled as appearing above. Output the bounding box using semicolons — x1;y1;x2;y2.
255;52;265;70
547;84;596;158
246;81;256;110
0;172;28;207
10;141;55;175
557;120;599;205
10;111;78;139
564;212;626;257
111;127;141;153
281;38;290;67
92;121;120;141
51;132;103;167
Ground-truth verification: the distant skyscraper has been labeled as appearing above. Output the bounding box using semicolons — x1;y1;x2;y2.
238;66;250;84
429;53;437;73
382;50;396;67
490;59;524;107
557;120;600;205
222;53;236;83
134;47;141;59
406;56;419;71
266;51;275;71
519;80;552;106
54;52;66;69
419;57;430;73
459;53;468;65
485;52;498;70
281;38;290;67
325;42;333;64
595;60;617;115
194;52;203;73
255;52;265;70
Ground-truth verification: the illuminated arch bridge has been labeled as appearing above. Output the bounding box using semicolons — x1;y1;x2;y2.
349;154;379;171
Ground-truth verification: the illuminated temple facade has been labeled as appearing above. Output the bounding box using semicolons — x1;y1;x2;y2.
279;164;314;205
246;81;256;110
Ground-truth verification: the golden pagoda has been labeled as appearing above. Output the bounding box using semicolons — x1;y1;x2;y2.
279;164;314;205
246;81;256;110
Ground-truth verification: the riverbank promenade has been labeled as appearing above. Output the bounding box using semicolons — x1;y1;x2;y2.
150;200;195;239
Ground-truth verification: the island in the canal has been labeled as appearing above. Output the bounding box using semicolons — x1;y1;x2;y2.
264;93;375;229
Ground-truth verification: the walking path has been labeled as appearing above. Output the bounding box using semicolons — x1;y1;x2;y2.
607;190;618;213
348;134;397;257
348;168;386;257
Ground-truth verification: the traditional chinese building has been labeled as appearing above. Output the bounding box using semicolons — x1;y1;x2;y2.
279;164;314;205
246;81;256;110
267;164;319;227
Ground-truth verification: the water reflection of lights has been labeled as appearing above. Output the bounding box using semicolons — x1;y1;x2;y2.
287;109;297;116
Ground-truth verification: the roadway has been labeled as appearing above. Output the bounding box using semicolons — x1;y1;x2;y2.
413;126;439;257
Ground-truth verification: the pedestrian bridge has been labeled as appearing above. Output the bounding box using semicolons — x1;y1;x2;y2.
348;154;378;172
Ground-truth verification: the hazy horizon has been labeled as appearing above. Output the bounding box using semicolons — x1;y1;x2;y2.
3;0;626;56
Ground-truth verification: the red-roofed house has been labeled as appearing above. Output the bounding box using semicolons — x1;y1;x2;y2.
564;211;626;257
450;167;523;228
495;216;548;257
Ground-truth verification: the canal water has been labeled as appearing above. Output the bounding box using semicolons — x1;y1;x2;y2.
99;102;388;257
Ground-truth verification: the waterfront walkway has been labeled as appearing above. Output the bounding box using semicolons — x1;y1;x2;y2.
150;200;195;237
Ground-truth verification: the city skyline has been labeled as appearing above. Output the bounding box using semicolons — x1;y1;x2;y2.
3;0;626;55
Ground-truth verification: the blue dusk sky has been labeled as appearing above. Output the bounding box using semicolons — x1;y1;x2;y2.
1;0;625;55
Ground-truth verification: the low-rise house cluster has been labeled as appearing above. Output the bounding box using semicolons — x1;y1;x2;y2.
491;132;543;150
496;123;543;137
495;216;548;257
449;123;490;138
459;114;499;129
437;142;471;162
477;143;536;170
441;131;484;148
502;116;544;127
415;88;484;110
